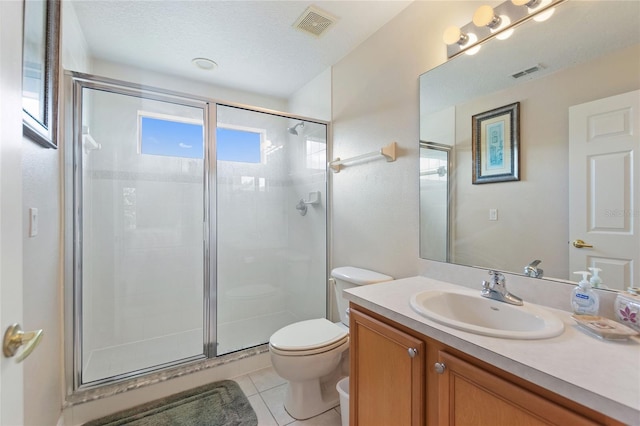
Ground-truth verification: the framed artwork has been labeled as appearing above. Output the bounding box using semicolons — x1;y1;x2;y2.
22;0;60;149
471;102;520;184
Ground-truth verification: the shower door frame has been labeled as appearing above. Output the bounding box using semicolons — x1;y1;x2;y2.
63;71;332;399
64;72;216;392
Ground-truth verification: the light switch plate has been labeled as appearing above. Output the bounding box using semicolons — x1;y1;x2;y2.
489;208;498;221
29;207;38;237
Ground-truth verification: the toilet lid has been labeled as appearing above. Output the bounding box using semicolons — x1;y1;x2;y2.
270;318;348;352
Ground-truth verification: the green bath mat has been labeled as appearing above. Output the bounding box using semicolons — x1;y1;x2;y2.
84;380;258;426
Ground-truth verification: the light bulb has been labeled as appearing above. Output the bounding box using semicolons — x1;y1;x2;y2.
533;0;555;22
512;0;541;7
473;5;501;28
443;26;468;46
495;15;513;40
464;33;481;55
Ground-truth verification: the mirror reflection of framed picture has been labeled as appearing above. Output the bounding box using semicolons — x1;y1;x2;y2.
471;102;520;184
22;0;60;149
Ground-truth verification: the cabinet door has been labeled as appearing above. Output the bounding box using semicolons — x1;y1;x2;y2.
436;351;599;426
350;308;425;426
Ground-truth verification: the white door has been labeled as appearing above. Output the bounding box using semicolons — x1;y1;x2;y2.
0;1;25;424
569;90;640;291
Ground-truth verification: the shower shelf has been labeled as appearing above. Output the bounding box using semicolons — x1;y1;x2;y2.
329;141;397;173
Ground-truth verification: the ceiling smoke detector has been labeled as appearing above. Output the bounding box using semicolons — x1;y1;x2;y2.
293;6;337;38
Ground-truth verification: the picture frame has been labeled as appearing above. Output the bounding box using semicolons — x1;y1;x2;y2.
22;0;60;149
471;102;520;184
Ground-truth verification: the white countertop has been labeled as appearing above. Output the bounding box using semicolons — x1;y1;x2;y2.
344;276;640;425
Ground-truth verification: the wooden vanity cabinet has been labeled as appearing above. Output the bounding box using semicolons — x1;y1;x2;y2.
436;351;600;425
349;304;623;426
349;307;425;426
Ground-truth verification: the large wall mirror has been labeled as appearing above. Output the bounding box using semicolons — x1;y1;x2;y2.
419;0;639;292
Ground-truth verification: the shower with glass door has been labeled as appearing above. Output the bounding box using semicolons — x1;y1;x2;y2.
67;73;328;390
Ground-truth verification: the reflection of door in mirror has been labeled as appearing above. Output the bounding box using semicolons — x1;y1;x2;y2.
420;142;451;262
569;90;640;292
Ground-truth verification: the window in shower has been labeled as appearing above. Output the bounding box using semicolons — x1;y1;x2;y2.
306;139;326;170
216;127;262;163
138;112;204;159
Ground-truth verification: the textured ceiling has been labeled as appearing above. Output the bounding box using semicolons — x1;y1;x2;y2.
70;1;413;99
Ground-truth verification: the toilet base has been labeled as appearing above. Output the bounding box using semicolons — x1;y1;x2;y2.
283;371;344;420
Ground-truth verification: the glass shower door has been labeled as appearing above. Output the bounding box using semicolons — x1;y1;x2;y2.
215;105;328;355
77;83;208;385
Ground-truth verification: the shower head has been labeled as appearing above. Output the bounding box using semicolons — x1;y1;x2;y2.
287;122;305;135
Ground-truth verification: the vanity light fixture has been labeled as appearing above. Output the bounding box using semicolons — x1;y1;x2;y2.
513;0;554;21
512;0;541;8
443;26;469;46
532;0;556;22
495;15;514;40
473;5;502;29
443;26;481;55
443;0;565;58
464;34;481;55
473;5;514;41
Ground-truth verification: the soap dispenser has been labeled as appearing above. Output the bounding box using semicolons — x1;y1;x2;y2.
571;271;599;315
588;267;603;288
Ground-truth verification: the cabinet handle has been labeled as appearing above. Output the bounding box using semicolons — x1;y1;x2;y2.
408;348;418;358
434;362;446;374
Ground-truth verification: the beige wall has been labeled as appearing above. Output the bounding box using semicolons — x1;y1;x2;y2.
330;1;479;279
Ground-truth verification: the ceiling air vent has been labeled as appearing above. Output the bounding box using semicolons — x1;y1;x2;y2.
511;64;546;79
293;6;337;38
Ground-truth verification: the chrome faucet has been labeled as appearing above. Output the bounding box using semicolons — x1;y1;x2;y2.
481;270;523;306
524;260;543;278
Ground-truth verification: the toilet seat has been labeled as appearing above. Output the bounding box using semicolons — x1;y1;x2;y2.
269;318;349;356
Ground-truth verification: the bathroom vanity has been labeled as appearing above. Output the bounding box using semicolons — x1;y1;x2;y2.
345;276;640;426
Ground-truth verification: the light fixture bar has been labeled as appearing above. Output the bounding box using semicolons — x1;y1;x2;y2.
445;0;566;59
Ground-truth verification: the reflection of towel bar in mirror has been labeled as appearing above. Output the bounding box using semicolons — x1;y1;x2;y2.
420;166;447;177
329;141;397;173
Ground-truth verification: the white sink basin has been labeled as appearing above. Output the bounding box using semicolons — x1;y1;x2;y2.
409;288;564;339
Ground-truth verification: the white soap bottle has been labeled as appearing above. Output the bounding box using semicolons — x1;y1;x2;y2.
588;267;603;288
571;271;599;315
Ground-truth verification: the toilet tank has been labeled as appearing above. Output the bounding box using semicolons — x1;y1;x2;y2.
331;267;393;325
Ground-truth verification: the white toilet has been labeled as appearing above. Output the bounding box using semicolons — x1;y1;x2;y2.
269;266;393;420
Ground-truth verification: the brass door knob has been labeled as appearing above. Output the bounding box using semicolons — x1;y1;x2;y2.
572;239;594;249
3;323;43;363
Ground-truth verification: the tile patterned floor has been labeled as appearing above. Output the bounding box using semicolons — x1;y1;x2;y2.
233;367;344;426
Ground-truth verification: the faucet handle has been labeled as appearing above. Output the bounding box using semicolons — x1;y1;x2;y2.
488;270;504;281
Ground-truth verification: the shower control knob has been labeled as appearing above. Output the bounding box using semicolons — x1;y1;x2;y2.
407;348;418;358
434;362;446;374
